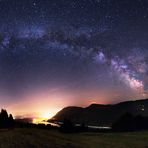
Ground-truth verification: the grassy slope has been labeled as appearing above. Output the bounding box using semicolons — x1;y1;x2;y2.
0;128;148;148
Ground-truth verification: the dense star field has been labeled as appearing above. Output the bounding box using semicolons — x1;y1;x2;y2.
0;0;148;118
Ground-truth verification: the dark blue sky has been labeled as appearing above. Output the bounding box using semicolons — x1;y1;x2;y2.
0;0;148;118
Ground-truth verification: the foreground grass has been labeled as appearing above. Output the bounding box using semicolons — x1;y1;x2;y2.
0;128;148;148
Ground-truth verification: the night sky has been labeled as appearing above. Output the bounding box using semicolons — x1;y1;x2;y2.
0;0;148;118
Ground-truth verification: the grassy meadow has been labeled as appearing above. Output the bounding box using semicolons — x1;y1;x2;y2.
0;128;148;148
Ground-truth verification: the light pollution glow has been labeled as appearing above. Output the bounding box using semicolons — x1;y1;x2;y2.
4;86;147;120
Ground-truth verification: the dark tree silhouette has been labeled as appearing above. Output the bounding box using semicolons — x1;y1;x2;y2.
8;114;14;127
60;119;75;133
134;115;144;130
0;109;9;128
0;109;14;128
112;112;148;132
112;112;134;132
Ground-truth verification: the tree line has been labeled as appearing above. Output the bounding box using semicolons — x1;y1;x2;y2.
112;112;148;132
0;109;14;128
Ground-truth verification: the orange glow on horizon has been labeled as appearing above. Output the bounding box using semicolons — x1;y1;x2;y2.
33;118;47;124
4;87;148;121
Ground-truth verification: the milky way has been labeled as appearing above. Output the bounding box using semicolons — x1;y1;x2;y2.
0;0;148;117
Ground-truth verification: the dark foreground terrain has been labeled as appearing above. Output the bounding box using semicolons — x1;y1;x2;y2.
0;128;148;148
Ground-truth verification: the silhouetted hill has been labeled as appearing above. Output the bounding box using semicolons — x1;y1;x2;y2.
15;118;33;123
51;98;148;126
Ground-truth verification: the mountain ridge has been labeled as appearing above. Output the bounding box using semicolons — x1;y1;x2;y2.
51;98;148;126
